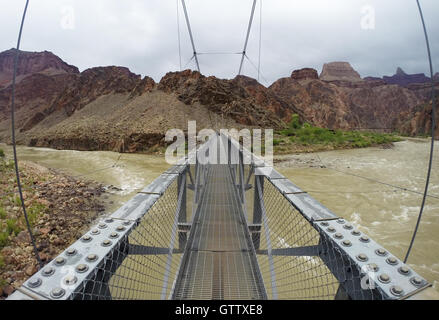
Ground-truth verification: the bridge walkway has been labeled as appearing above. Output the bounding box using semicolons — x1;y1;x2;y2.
172;139;265;299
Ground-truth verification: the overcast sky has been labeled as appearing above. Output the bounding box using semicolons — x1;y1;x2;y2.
1;0;438;86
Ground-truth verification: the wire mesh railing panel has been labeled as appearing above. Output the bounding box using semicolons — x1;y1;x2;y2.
219;132;431;300
255;177;339;300
71;177;184;300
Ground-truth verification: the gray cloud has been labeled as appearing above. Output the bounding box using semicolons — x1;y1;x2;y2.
1;0;438;86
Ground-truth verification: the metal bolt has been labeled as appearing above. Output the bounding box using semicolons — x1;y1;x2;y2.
342;240;352;247
386;257;398;266
343;224;353;230
327;227;336;233
81;235;92;242
351;230;361;236
98;223;107;229
410;277;424;287
86;254;98;262
398;266;411;276
66;248;77;256
76;264;89;273
367;263;379;272
91;229;100;235
337;219;345;224
390;286;404;296
63;275;78;286
116;226;126;232
379;273;391;283
375;248;387;256
357;253;368;262
55;257;66;266
27;277;42;288
50;287;66;299
42;266;55;277
320;222;329;227
102;239;112;247
334;233;343;239
109;232;119;239
360;235;370;243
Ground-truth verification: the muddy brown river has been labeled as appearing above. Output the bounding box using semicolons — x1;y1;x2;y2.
1;139;438;294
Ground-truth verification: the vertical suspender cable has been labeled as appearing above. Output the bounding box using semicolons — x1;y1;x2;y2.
257;0;262;82
181;0;200;72
176;0;182;71
404;0;436;263
11;0;43;268
238;0;257;76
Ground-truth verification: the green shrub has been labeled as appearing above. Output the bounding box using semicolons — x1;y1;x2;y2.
6;219;21;236
279;114;401;149
0;232;9;248
0;148;4;158
0;207;6;219
289;114;302;130
27;203;46;227
13;196;22;207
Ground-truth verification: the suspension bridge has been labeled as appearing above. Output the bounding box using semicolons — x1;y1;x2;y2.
8;133;436;300
6;0;438;300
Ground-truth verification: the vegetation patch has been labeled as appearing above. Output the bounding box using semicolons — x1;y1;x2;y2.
274;114;402;154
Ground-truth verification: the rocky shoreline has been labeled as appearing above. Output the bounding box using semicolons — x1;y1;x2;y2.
0;157;106;299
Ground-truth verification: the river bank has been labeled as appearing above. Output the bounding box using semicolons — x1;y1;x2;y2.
0;152;106;299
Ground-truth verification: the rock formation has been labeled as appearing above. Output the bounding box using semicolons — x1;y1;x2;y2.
395;102;439;138
319;62;362;82
290;68;319;81
0;49;79;88
383;67;430;87
158;70;282;128
270;67;423;131
1;48;438;151
47;66;150;117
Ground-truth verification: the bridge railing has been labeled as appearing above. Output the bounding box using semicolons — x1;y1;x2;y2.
8;133;434;300
219;132;433;300
8;135;217;300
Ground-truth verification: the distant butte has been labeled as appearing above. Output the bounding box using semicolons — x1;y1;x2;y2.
319;62;362;82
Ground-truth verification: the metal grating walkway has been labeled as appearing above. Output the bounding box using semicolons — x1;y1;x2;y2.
172;164;266;300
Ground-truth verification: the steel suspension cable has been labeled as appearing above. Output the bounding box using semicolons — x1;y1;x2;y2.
238;0;257;75
245;54;269;85
257;0;262;82
315;154;439;201
176;0;182;71
404;0;436;263
11;0;43;268
181;0;200;72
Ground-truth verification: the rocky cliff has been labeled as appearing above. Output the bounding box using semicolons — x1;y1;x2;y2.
270;67;424;131
0;49;79;88
395;101;439;138
0;49;437;152
158;70;282;128
383;67;430;87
